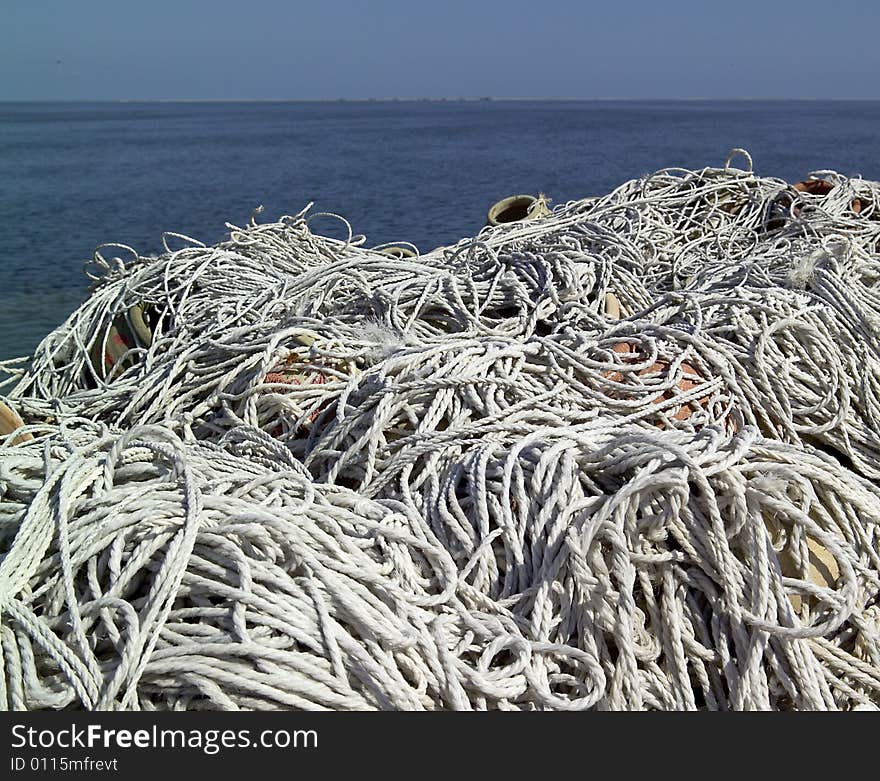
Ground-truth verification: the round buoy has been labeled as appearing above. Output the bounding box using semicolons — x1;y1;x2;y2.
604;291;622;320
377;246;417;259
487;194;550;226
0;399;32;443
766;516;841;614
793;179;835;196
603;341;709;425
129;303;153;347
792;178;862;215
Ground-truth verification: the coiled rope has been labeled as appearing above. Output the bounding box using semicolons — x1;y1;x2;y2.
3;150;880;710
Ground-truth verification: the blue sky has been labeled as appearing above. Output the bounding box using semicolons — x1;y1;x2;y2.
2;0;878;100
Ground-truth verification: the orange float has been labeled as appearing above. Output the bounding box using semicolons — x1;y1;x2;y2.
0;399;33;444
603;341;707;424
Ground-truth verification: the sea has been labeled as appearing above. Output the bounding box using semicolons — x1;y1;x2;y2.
2;99;879;361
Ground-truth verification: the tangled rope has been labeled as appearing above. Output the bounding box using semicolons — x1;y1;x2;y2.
3;149;880;710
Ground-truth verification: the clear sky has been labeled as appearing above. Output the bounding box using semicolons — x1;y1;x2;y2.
2;0;878;101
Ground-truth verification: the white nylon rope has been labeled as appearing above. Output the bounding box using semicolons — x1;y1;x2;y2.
3;150;880;710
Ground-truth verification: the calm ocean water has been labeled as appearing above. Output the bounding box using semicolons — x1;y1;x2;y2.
2;99;879;361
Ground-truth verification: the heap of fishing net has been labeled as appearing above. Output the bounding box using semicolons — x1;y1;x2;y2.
3;149;880;710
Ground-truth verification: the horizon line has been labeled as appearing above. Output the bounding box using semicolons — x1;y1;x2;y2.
2;96;880;104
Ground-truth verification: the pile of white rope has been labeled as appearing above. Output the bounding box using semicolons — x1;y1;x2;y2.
3;149;880;710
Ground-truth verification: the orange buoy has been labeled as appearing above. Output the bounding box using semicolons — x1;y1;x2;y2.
603;342;707;424
793;179;835;197
793;179;862;214
0;400;33;444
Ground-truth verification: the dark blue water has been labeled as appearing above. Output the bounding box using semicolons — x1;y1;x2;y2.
2;99;880;360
